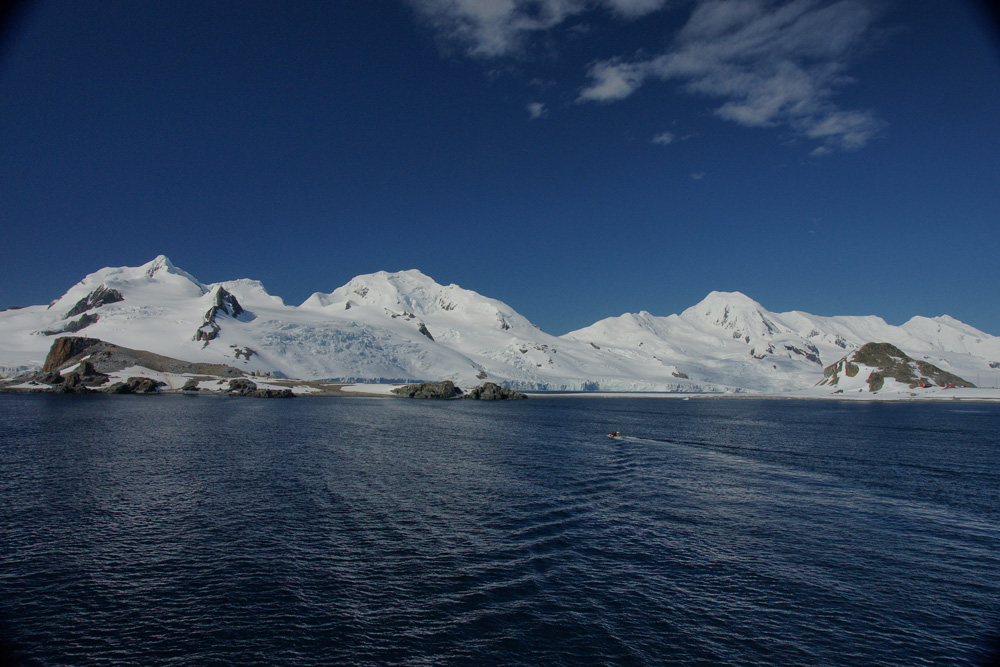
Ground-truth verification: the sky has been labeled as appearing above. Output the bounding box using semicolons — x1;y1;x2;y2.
1;0;998;336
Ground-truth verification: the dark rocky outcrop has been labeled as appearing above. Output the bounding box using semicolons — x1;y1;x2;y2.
105;377;167;394
195;321;221;344
52;382;91;394
105;382;132;394
195;287;245;345
227;378;294;398
232;346;255;360
59;361;110;389
784;343;821;365
39;336;244;378
130;377;167;393
41;312;100;336
42;337;104;371
181;378;200;391
64;312;100;333
228;378;257;394
36;371;66;385
391;380;462;399
462;382;527;400
65;285;124;318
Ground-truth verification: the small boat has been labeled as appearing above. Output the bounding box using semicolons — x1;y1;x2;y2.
607;431;621;439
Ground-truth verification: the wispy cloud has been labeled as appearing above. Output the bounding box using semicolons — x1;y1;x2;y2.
406;0;671;58
652;131;675;145
579;0;886;152
577;58;648;103
408;0;886;153
527;101;548;119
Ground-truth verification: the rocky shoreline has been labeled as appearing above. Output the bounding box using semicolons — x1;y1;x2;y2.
0;336;527;400
390;380;528;400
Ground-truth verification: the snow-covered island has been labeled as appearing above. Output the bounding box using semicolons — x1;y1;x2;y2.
1;256;998;401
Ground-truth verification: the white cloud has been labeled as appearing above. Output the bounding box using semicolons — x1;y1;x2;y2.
604;0;672;18
577;59;648;102
800;108;884;150
406;0;670;58
405;0;575;58
527;101;548;119
579;0;886;152
652;130;675;145
408;0;885;153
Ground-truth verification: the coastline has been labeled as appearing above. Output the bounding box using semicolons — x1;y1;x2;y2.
3;367;999;402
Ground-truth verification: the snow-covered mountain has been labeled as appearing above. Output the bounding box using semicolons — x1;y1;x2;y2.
1;258;998;392
563;291;1000;391
0;257;700;390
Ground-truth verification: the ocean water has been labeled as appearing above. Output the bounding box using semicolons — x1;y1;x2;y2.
1;393;998;666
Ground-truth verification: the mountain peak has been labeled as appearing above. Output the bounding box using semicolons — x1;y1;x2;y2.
335;269;444;313
142;255;175;276
137;255;203;286
304;269;459;313
682;291;786;343
696;290;764;310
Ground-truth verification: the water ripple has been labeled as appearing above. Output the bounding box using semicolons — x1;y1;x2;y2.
1;395;998;665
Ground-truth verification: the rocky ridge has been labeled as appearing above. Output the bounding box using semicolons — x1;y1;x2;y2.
819;342;974;393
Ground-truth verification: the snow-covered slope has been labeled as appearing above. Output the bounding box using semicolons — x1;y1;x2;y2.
0;257;701;389
2;259;998;392
297;269;708;390
563;291;1000;391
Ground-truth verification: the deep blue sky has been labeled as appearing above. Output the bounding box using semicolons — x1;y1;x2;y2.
2;0;998;335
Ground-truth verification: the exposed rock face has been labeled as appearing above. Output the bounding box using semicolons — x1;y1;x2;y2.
36;371;65;385
391;380;462;399
463;382;527;400
130;377;166;393
41;312;100;336
214;287;244;318
195;321;221;344
181;378;200;391
42;337;103;371
195;287;245;345
39;336;244;378
105;377;167;394
784;343;821;365
65;285;124;318
227;378;294;398
52;382;91;394
820;342;974;391
64;312;100;333
228;378;258;394
60;361;110;389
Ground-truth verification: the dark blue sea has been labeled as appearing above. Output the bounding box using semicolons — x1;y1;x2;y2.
1;394;998;666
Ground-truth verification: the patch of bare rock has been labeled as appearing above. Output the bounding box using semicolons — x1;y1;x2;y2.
391;380;526;400
7;336;294;397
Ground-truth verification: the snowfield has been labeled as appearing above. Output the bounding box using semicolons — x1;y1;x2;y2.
1;256;998;397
